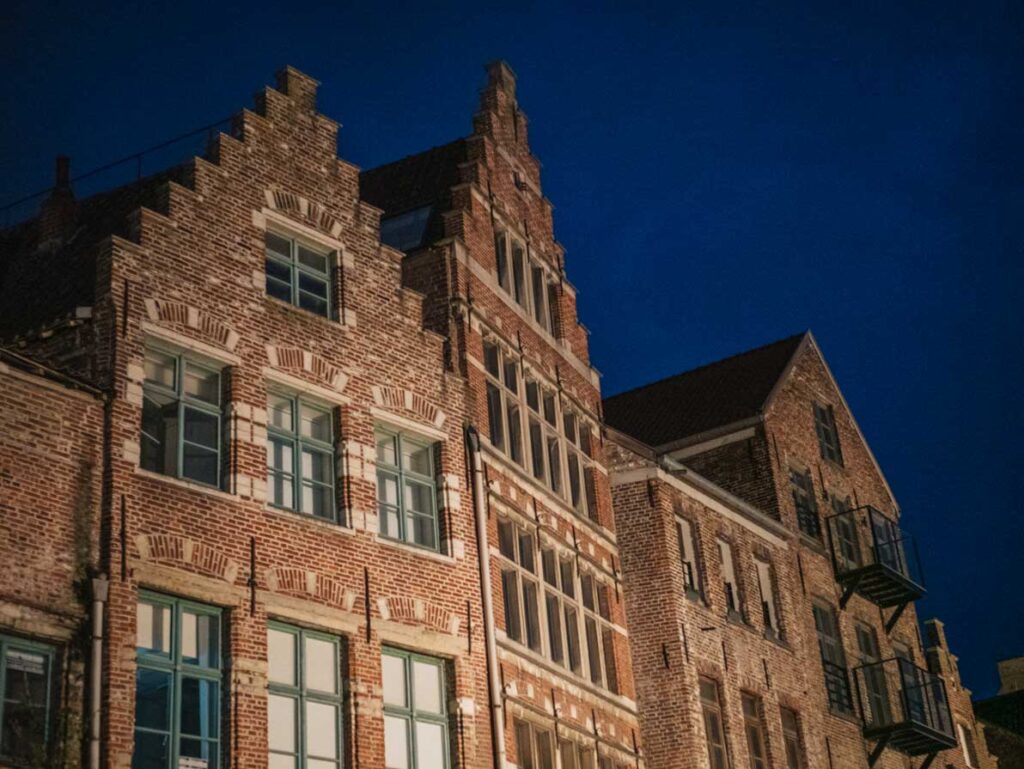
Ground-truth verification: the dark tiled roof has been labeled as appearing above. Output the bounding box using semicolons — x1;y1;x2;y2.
976;689;1024;737
360;140;466;216
603;333;807;448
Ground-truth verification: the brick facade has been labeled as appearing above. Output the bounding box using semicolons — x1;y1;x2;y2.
0;64;995;769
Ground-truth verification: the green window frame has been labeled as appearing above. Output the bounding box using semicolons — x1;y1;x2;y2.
267;390;337;522
265;231;334;319
134;592;223;769
376;427;440;551
0;634;56;766
141;346;224;488
382;648;450;769
267;622;344;769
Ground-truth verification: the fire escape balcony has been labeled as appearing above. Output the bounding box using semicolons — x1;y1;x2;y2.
826;506;925;631
854;658;957;767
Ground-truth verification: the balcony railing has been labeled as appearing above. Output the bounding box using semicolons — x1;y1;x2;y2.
853;658;956;764
826;506;925;627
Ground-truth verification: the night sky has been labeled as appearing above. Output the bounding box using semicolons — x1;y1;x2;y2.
3;1;1021;697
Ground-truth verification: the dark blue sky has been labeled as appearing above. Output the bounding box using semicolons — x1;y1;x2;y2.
3;1;1021;697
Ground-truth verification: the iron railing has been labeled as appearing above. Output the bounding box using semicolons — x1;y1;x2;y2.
826;505;925;606
0;116;237;230
853;657;955;751
823;659;855;715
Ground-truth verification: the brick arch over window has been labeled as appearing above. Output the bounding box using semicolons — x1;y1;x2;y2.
377;596;461;636
264;188;343;239
264;566;357;612
144;298;240;352
266;345;348;393
135;533;240;584
371;385;447;430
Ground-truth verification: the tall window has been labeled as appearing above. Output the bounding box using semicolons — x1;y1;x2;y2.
559;740;595;769
267;391;336;521
494;231;559;335
541;547;582;674
134;593;222;769
376;428;439;551
495;232;510;293
813;402;843;465
580;572;619;693
779;708;805;769
525;379;563;496
717;540;742;619
267;623;343;769
382;648;450;769
265;231;333;318
790;470;820;540
141;347;223;487
830;495;861;573
675;516;702;599
855;622;889;727
754;558;780;639
741;694;767;769
700;677;730;769
957;723;979;768
564;411;596;520
812;602;852;715
483;343;523;465
0;634;55;766
514;719;554;769
498;519;542;653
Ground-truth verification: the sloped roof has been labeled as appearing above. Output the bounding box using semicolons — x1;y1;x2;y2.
976;689;1024;737
360;140;466;216
603;333;807;448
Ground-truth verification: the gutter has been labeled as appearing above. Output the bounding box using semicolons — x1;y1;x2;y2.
466;425;507;769
90;574;109;769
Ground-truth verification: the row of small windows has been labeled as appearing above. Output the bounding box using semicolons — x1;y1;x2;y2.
513;718;631;769
699;677;806;769
484;341;598;522
494;230;560;337
498;518;619;694
135;592;452;769
141;345;442;552
673;516;783;641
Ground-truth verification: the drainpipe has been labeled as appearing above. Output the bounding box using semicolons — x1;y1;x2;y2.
90;574;109;769
466;426;506;769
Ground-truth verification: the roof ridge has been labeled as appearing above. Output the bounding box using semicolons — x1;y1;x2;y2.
604;331;808;402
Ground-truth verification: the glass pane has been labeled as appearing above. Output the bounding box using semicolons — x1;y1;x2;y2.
267;694;296;752
401;440;432;477
269;754;297;769
413;660;442;714
377;431;398;466
305;701;338;758
384;715;409;769
131;730;170;769
183;443;219;487
298;244;329;273
299;290;329;317
483;344;500;377
270;470;295;510
141;392;178;476
179;677;219;738
134;668;171;730
144;349;177;389
181;610;218;668
268;437;294;473
382;654;407;707
408;513;437;549
302;448;332;484
266;232;292;259
183;406;219;450
302;482;334;519
308;760;339;769
380;505;401;539
378;471;399;506
268;393;294;432
137;601;171;654
305;636;337;694
404;480;434;516
179;736;217;767
300;404;332;442
267;628;296;686
267;273;293;303
414;721;446;769
184;363;219;405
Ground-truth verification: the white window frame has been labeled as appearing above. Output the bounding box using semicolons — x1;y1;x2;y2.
754;557;781;639
718;539;743;619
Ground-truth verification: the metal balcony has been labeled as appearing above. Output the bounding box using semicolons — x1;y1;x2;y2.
826;506;925;630
854;658;956;767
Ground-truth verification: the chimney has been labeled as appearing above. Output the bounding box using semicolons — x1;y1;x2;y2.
275;66;320;112
38;155;77;249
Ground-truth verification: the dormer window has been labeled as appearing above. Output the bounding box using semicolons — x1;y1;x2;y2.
265;231;333;318
813;402;843;465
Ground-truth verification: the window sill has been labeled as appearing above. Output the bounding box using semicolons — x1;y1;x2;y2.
265;294;345;328
264;505;355;536
134;467;239;503
798;533;828;556
373;533;456;564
